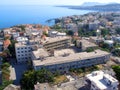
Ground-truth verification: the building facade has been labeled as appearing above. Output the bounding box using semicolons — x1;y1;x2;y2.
15;43;32;63
85;71;119;90
43;36;71;51
33;50;110;73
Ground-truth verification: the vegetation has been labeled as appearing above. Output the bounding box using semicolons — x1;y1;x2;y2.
69;65;99;76
66;30;74;36
0;50;11;62
16;25;26;31
115;28;120;34
99;41;111;52
0;80;13;90
52;24;62;29
43;31;48;36
86;47;95;52
112;65;120;81
78;28;96;37
1;63;10;80
101;29;109;37
0;62;13;90
54;75;68;85
20;69;54;90
8;39;17;58
112;49;120;57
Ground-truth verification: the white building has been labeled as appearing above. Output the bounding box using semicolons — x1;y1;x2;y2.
16;37;28;43
15;43;32;63
85;71;119;90
33;50;110;73
104;40;114;47
48;30;66;37
89;21;100;30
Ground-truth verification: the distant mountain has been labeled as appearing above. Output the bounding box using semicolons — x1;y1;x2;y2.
68;3;120;11
81;2;105;6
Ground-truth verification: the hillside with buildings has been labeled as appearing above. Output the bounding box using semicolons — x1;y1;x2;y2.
0;12;120;90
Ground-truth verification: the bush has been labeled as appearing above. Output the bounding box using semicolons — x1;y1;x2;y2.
112;65;120;81
1;63;10;69
20;69;54;90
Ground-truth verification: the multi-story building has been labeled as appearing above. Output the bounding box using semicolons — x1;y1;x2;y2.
33;50;110;73
85;71;119;90
76;39;98;51
31;48;49;60
15;43;32;63
42;36;71;51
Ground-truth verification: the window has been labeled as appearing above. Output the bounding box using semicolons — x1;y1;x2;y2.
17;48;20;50
21;51;23;53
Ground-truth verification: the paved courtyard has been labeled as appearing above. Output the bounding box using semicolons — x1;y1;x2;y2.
10;62;28;85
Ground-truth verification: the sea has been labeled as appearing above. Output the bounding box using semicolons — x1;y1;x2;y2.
0;5;94;29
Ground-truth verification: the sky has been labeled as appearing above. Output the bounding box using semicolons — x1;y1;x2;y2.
1;0;120;5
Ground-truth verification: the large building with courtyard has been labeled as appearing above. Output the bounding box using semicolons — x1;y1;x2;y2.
32;49;110;73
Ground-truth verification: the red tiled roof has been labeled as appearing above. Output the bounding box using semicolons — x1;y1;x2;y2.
3;39;11;49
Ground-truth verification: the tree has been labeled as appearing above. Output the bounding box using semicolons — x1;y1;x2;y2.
8;40;17;58
67;30;74;36
86;47;94;52
20;70;35;90
101;29;109;37
78;28;96;37
34;68;54;83
20;69;54;90
112;49;120;56
115;28;120;34
112;65;120;81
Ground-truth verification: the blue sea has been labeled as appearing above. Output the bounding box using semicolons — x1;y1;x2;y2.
0;5;93;28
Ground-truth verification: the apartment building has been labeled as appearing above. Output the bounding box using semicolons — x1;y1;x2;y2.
33;50;110;73
15;43;32;63
85;71;119;90
43;36;71;51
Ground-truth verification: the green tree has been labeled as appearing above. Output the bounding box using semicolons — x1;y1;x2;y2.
20;69;54;90
112;49;120;56
8;40;17;58
112;65;120;81
101;29;109;37
116;28;120;34
20;70;35;90
67;30;74;36
35;68;54;83
86;47;94;52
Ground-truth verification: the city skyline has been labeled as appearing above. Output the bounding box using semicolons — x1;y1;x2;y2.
1;0;120;5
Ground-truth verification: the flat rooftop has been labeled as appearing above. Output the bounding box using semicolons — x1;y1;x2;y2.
33;49;110;66
79;39;97;48
42;36;71;44
15;42;30;47
54;49;75;57
86;71;118;90
32;48;49;59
